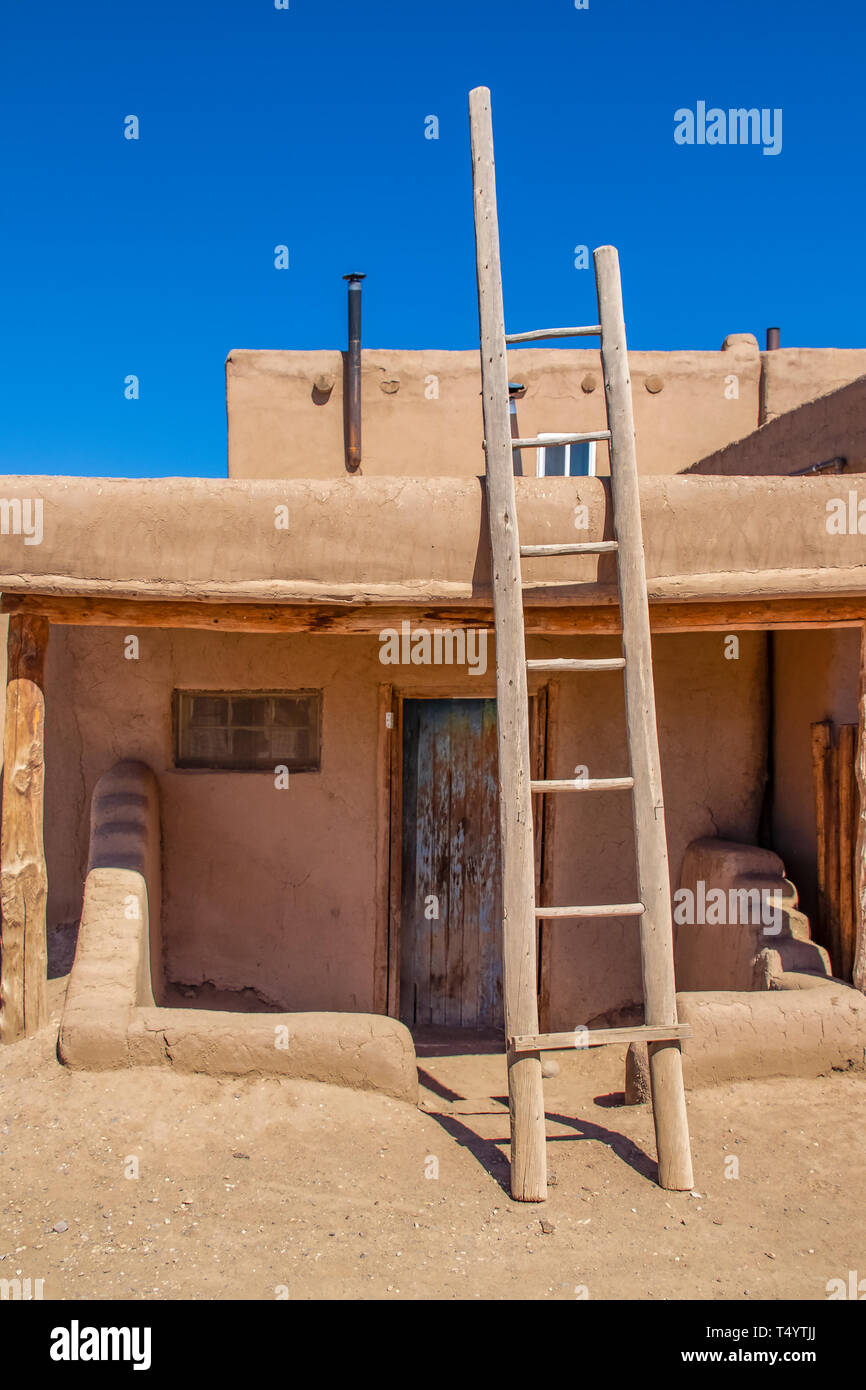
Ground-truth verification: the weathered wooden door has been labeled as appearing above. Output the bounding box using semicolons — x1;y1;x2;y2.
400;699;503;1029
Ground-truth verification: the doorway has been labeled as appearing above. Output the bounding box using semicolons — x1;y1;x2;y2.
399;699;503;1030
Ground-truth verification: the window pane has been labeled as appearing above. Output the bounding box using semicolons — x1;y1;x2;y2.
568;442;593;477
232;727;272;766
273;696;312;727
187;728;231;761
270;727;308;761
543;444;566;476
231;697;263;728
189;695;228;727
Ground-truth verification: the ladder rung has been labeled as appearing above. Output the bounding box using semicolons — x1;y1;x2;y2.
504;325;602;343
511;431;611;448
510;1023;692;1053
531;777;634;793
535;902;645;919
526;658;625;673
520;541;618;557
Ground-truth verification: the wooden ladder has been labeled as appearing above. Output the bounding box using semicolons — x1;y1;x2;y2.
469;86;694;1203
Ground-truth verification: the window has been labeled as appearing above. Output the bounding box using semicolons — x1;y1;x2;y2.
536;434;597;478
174;690;321;771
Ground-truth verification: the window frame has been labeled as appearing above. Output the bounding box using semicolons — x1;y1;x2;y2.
172;688;322;773
535;434;597;479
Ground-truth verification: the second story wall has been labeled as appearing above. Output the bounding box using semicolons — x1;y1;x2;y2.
226;338;764;480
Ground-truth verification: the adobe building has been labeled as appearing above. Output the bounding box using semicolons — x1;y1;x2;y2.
1;304;866;1096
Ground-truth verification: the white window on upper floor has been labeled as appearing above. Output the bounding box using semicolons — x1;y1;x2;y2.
535;435;596;478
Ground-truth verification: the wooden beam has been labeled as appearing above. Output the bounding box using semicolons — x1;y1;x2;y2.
811;721;832;953
0;615;49;1042
839;724;856;981
827;735;842;974
2;592;865;635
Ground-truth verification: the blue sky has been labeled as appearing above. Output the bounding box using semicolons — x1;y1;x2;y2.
0;0;862;478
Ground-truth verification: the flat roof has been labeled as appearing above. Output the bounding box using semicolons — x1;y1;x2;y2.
0;474;861;614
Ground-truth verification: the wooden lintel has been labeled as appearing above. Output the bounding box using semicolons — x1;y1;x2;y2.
0;614;49;1043
1;592;864;635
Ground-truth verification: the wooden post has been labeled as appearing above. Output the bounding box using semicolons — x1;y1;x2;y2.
0;614;49;1042
811;720;832;950
827;737;841;974
838;724;856;981
469;85;546;1202
595;246;694;1191
854;628;866;993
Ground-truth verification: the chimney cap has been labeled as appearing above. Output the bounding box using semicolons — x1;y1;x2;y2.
343;271;366;281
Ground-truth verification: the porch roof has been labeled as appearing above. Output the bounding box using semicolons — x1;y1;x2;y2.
0;473;863;628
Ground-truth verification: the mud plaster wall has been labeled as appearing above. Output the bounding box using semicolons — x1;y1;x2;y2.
543;630;767;1028
772;629;860;938
226;342;762;481
227;344;866;484
43;627;767;1024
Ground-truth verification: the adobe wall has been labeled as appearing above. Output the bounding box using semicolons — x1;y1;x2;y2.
760;348;866;422
226;342;866;483
771;628;860;945
42;624;766;1027
687;373;866;477
226;340;762;480
542;630;767;1028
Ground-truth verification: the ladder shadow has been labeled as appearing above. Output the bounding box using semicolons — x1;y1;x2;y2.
426;1104;659;1195
427;1112;512;1196
543;1110;658;1183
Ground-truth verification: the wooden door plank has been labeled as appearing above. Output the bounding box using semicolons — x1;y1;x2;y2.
449;703;472;1026
478;698;504;1028
446;703;469;1027
428;706;452;1026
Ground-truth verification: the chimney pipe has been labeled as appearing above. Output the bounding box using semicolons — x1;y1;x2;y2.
343;273;365;472
766;326;780;351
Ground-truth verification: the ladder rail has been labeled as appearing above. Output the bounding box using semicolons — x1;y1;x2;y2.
469;85;547;1204
595;246;694;1191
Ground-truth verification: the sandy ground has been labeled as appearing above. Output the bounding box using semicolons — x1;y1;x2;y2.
1;979;863;1302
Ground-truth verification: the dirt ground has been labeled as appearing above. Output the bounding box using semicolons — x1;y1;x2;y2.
1;978;863;1302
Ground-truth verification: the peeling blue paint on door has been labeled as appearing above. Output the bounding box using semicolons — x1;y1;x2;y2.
400;699;503;1029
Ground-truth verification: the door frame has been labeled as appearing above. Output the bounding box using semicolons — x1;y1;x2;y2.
378;683;555;1023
